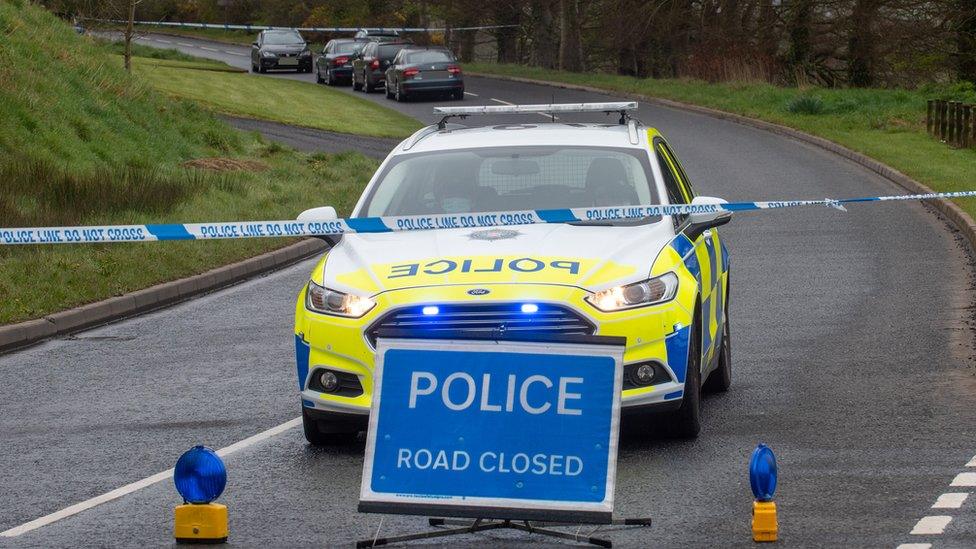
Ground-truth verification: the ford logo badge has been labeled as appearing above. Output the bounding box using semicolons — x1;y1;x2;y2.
467;288;490;296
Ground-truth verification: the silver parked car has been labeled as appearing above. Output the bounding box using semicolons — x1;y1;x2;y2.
251;29;312;73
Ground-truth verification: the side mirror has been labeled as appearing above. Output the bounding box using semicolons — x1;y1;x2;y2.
298;206;340;247
685;196;731;240
252;42;259;47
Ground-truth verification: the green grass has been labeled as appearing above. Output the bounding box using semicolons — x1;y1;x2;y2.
0;2;381;324
128;56;420;137
467;63;976;217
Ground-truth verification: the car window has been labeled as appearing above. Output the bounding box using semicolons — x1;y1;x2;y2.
336;41;363;55
654;145;689;226
658;142;695;200
361;146;658;221
403;50;454;64
263;31;304;45
378;44;408;60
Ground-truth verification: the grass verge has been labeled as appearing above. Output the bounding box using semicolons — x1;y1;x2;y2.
0;2;382;325
467;63;976;218
124;55;419;138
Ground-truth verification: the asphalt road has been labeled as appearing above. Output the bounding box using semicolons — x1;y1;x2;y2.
1;33;975;548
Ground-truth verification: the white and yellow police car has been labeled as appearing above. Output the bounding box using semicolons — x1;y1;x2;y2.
294;102;732;444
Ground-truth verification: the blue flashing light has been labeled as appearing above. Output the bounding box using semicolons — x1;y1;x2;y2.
422;306;439;316
749;443;777;502
521;303;539;313
174;445;226;504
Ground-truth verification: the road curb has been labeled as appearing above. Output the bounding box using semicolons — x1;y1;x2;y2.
468;71;976;254
0;238;326;354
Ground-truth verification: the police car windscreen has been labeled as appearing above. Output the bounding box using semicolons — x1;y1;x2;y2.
361;146;659;218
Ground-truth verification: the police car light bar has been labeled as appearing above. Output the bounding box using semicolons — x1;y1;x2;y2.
433;102;637;117
433;102;638;129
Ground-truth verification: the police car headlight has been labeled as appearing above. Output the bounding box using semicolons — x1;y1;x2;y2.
586;272;679;312
306;280;375;317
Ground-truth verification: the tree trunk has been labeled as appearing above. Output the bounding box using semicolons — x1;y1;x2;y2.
123;0;135;73
530;0;559;69
493;1;520;63
757;0;777;60
847;0;881;87
959;0;976;83
785;0;812;79
558;0;582;71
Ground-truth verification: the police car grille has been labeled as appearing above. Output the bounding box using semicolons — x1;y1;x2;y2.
366;303;594;347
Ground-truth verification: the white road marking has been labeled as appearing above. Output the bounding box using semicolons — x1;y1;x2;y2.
489;97;558;120
177;42;195;47
967;454;976;467
932;492;969;508
897;544;932;549
950;472;976;487
225;51;247;56
910;516;952;535
464;91;478;97
200;46;219;52
0;417;302;538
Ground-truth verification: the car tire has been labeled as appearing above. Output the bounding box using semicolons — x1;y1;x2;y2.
259;65;267;74
386;80;395;99
664;308;703;439
453;89;464;100
316;68;324;84
395;84;406;102
703;292;732;394
326;70;334;86
364;75;375;93
302;407;358;446
352;74;362;91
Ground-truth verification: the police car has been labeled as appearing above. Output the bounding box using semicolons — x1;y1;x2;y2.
294;102;732;444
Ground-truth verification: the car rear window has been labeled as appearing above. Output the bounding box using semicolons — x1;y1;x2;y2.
378;44;409;59
403;50;454;64
335;42;363;54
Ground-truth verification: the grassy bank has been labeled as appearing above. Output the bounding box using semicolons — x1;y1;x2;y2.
467;63;976;215
0;2;380;324
125;56;419;137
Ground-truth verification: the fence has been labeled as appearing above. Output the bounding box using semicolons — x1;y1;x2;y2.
927;99;975;148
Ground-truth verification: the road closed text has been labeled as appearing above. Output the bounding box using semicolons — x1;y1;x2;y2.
396;448;583;476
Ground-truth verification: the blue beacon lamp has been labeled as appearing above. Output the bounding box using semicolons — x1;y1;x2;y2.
173;445;228;544
750;443;778;542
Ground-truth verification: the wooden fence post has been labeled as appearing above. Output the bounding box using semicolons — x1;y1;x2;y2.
956;102;966;148
964;105;972;149
939;100;949;141
927;100;934;136
949;101;958;146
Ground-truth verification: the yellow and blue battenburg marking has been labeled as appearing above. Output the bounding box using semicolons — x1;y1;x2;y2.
2;190;975;246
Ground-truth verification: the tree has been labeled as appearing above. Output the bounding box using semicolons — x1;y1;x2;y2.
558;0;582;71
958;0;976;82
847;0;881;87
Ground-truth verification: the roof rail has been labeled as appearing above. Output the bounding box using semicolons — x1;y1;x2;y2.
433;102;638;129
401;123;466;151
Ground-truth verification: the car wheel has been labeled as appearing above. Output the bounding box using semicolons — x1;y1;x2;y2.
664;308;703;439
703;282;731;393
395;85;406;102
385;81;395;99
364;74;375;93
453;89;464;100
316;68;324;84
302;407;358;446
326;70;335;86
259;65;267;74
352;74;362;91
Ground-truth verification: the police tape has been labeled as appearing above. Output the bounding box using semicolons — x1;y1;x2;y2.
2;190;975;246
88;19;518;32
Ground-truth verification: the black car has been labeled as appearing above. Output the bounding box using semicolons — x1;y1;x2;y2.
385;47;464;101
316;38;365;85
352;41;412;92
250;29;312;73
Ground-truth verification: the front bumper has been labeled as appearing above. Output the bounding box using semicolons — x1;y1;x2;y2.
295;283;695;417
261;57;312;70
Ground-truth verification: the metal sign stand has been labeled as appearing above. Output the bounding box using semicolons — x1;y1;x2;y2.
356;516;652;548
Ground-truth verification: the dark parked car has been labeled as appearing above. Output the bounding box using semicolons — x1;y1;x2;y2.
354;29;400;41
250;29;312;73
351;41;412;92
385;47;464;101
316;38;365;85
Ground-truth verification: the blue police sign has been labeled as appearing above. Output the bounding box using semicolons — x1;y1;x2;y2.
359;336;624;523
